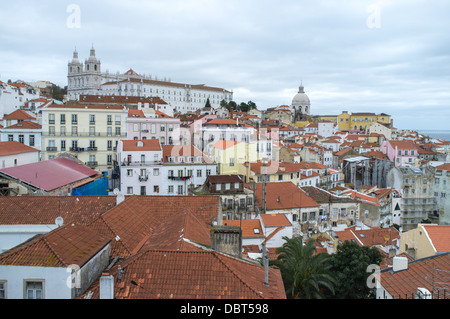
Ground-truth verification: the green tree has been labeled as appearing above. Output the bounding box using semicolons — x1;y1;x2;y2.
239;102;249;112
227;101;237;111
205;98;212;108
247;100;257;110
50;85;65;101
271;236;336;299
328;240;383;299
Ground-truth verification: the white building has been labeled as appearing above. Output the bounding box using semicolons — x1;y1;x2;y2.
118;140;217;196
67;47;233;114
0;110;42;150
0;141;40;169
0;81;40;117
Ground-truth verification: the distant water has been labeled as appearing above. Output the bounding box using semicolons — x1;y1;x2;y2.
418;130;450;141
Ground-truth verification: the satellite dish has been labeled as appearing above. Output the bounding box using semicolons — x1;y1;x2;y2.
113;188;120;195
55;216;64;227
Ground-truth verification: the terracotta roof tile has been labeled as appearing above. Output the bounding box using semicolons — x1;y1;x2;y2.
252;182;320;210
2;109;36;120
421;225;450;253
83;249;286;299
260;214;291;227
0;196;116;225
379;253;450;298
223;219;264;238
121;139;161;151
0;141;39;156
0;223;110;267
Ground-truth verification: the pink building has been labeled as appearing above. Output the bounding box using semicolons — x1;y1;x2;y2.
126;109;181;146
380;140;418;167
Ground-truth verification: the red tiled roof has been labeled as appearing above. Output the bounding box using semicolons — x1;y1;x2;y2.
252;182;320;210
84;249;286;299
162;145;212;163
2;109;36;120
0;196;116;225
379;253;450;298
3;121;42;130
421;225;450;253
223;219;265;238
211;140;240;149
86;195;220;257
0;223;110;267
260;214;292;227
0;158;100;191
0;141;39;156
436;163;450;171
121;139;161;151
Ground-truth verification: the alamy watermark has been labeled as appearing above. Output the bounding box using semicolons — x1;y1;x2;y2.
366;3;381;29
67;4;81;29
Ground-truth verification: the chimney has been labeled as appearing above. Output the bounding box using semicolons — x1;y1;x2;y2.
392;256;408;272
210;226;242;258
262;243;270;286
99;273;114;299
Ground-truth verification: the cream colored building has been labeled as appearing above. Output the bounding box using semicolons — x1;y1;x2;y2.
41;104;128;172
400;224;450;260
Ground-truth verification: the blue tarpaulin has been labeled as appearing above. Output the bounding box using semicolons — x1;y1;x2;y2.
72;176;109;196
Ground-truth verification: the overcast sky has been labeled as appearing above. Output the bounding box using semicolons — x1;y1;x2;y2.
1;0;449;130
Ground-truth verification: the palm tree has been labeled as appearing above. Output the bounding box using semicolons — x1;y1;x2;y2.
271;236;336;299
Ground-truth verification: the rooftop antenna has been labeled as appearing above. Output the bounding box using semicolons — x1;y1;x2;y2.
55;216;64;227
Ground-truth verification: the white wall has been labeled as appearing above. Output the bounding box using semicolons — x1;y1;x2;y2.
0;265;72;299
0;151;40;169
0;225;58;253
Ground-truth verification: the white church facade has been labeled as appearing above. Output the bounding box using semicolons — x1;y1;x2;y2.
67;47;233;114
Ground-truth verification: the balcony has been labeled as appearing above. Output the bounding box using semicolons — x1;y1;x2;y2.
43;132;126;138
46;147;57;152
121;161;162;167
87;147;98;151
168;175;192;181
86;161;98;167
139;175;149;182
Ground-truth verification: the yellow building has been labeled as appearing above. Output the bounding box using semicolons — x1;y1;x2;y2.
400;224;450;260
337;111;391;132
41;104;128;172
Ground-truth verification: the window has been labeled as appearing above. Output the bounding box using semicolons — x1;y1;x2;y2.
0;281;6;299
107;115;112;125
60;114;65;124
115;115;121;125
72;114;77;124
225;183;231;190
107;127;112;136
153;168;159;176
89;126;95;136
197;169;202;177
107;140;113;151
177;185;183;195
18;135;24;144
234;182;240;189
25;281;43;299
89;114;95;124
7;135;13;141
29;135;35;147
216;184;221;191
61;140;66;151
107;155;112;165
127;169;133;177
49;126;55;136
127;187;133;194
206;169;211;176
72;126;78;136
168;185;174;194
140;186;146;195
49;113;55;124
115;127;121;136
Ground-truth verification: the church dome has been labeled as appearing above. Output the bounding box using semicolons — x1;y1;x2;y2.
291;85;310;106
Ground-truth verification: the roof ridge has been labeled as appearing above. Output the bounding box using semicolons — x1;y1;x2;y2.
42;234;67;266
213;251;265;299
